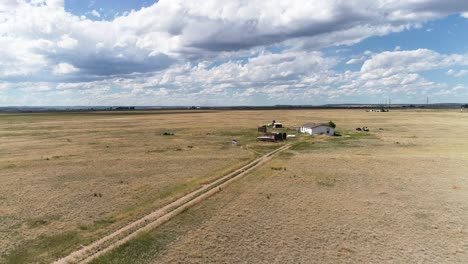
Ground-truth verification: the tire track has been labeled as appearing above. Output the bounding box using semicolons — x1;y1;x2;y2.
55;143;292;264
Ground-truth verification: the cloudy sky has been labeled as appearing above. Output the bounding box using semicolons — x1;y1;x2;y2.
1;0;468;106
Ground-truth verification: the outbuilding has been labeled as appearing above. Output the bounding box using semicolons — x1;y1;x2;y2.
273;122;283;128
269;120;283;128
300;123;334;136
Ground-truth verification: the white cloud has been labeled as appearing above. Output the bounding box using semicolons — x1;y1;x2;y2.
346;56;367;65
57;35;78;49
447;69;468;77
2;0;467;79
46;0;64;8
360;49;468;80
1;1;468;105
0;0;17;11
462;12;468;18
90;9;100;18
21;85;52;92
53;63;79;75
0;82;12;91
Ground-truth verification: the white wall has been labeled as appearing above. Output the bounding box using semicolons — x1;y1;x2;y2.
300;126;334;135
312;126;334;135
300;127;312;134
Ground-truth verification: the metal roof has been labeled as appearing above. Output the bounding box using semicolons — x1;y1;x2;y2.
301;123;331;129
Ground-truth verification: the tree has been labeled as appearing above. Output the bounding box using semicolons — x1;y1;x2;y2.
328;121;336;129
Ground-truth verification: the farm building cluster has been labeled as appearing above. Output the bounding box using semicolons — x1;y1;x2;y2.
256;120;336;142
299;123;335;136
367;108;389;112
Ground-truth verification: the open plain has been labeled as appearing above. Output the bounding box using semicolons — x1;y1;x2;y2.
1;109;468;263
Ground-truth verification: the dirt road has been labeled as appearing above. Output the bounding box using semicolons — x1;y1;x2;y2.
55;143;292;264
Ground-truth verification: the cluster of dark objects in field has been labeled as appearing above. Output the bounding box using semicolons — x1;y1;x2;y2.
355;127;369;132
271;166;287;171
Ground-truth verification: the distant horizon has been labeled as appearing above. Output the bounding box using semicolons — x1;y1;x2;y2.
1;102;467;109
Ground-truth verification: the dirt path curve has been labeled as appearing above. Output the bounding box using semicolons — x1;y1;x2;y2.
55;143;292;264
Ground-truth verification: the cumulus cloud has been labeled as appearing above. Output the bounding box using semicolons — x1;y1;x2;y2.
45;0;64;9
447;69;468;77
90;9;100;18
0;0;17;11
35;48;463;105
4;48;467;106
2;0;468;78
346;54;370;65
112;50;338;101
57;35;79;49
53;63;79;75
360;49;468;80
1;0;468;105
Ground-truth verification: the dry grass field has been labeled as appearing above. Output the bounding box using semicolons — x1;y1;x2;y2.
1;109;468;263
0;110;284;263
90;109;468;264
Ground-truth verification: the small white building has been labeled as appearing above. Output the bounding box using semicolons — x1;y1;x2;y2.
300;123;334;136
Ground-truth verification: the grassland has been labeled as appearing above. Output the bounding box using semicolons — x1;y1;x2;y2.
88;109;468;264
2;109;468;263
0;110;284;263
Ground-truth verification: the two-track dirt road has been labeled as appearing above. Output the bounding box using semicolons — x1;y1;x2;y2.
55;143;292;264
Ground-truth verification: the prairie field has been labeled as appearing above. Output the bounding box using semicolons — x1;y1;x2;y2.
1;109;468;263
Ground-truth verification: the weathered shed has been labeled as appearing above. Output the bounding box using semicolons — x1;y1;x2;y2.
264;132;287;141
257;135;276;142
258;126;267;133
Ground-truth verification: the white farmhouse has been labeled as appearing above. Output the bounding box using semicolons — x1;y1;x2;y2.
300;123;334;136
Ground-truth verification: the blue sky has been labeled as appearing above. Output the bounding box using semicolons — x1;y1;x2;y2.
0;0;467;106
65;0;155;20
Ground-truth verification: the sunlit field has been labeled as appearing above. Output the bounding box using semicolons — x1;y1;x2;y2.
1;109;468;263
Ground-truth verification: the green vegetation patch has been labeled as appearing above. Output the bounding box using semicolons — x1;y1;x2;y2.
277;151;295;159
90;201;213;264
4;232;84;264
335;131;373;140
90;231;175;264
26;218;50;228
291;130;377;153
93;217;117;227
290;141;315;151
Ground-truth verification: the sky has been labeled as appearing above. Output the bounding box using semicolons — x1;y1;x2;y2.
0;0;467;106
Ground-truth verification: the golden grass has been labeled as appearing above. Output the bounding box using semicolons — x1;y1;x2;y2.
89;109;468;264
2;109;468;263
0;110;278;262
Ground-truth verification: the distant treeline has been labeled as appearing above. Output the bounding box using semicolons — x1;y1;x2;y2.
89;107;135;111
1;104;467;113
